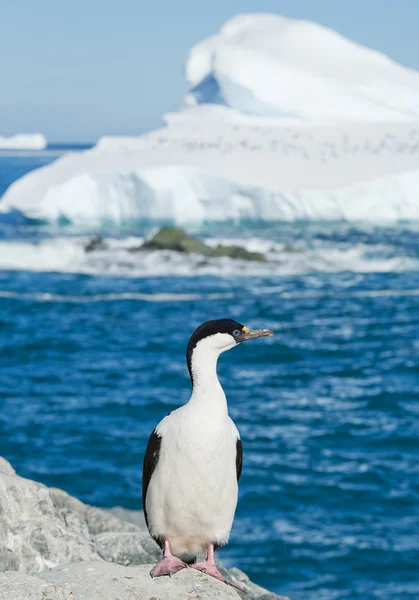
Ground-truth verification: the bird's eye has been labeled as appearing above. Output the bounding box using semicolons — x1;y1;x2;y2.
232;329;241;337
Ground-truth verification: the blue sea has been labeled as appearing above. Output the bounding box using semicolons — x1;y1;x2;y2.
1;148;419;600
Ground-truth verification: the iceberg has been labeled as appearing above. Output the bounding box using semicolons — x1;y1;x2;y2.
184;13;419;121
0;133;47;150
1;13;419;225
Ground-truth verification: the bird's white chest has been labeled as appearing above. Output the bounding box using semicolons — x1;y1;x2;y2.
146;408;239;551
164;413;235;487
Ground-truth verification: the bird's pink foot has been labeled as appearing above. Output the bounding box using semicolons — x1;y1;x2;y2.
191;561;247;593
150;556;187;578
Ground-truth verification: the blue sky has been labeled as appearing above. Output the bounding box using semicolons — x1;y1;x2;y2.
1;0;418;142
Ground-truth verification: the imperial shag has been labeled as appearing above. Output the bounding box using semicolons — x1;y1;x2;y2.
142;318;274;590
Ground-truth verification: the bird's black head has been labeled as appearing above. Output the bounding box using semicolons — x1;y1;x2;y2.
186;318;274;382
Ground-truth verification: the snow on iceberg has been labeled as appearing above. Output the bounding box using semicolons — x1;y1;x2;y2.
1;13;419;225
184;13;419;121
0;133;47;150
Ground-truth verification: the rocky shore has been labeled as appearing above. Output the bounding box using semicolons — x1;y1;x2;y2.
0;457;289;600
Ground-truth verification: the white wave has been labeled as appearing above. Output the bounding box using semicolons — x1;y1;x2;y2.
0;235;417;278
0;290;234;303
277;289;419;299
2;287;419;304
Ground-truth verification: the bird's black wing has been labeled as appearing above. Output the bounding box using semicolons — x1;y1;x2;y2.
142;428;162;530
236;438;243;481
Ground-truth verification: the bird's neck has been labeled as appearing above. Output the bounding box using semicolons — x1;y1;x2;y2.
188;346;228;415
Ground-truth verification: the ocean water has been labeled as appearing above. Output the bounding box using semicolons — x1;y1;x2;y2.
1;150;419;600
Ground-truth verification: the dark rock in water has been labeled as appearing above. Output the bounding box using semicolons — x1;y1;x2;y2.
140;227;267;262
84;235;104;253
0;456;289;600
141;226;213;255
83;227;267;262
178;235;214;255
283;244;302;253
213;244;267;262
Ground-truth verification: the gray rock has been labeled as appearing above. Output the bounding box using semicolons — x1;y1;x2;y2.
106;509;287;599
0;571;67;600
0;456;15;475
0;470;101;574
87;505;140;535
39;561;241;599
49;486;87;515
228;568;290;600
94;531;161;565
106;506;148;530
0;546;20;571
0;457;288;599
50;487;139;535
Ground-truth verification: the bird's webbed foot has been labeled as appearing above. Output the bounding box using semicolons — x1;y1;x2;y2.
190;543;248;593
150;555;187;578
150;540;187;578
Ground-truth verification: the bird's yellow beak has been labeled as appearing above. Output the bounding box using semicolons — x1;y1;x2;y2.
237;325;274;342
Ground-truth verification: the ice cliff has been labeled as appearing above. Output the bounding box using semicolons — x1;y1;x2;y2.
1;13;419;224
